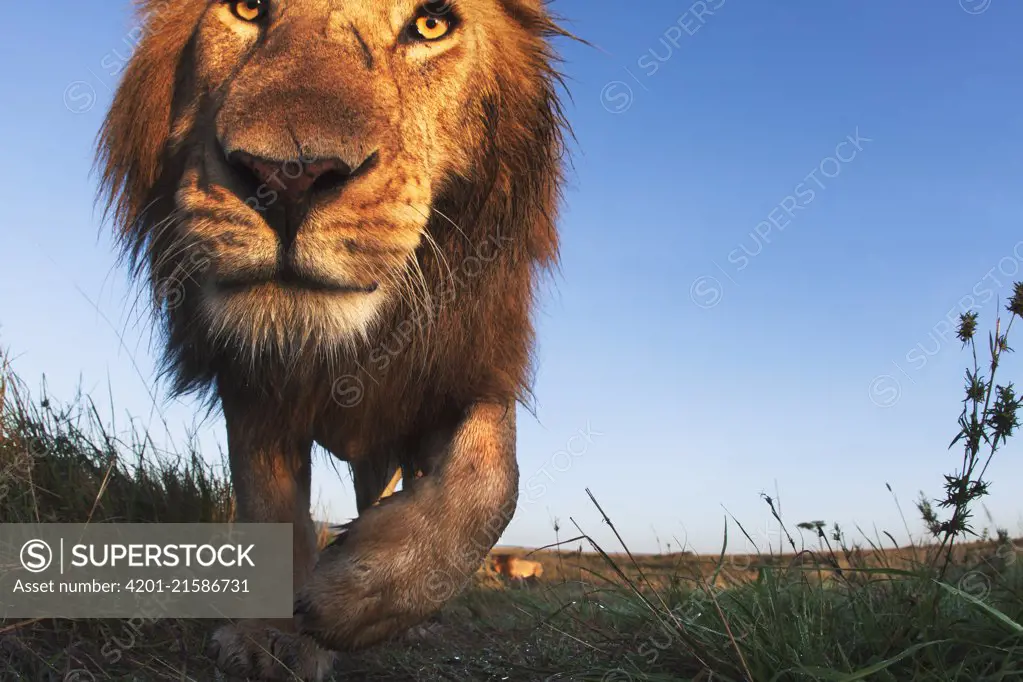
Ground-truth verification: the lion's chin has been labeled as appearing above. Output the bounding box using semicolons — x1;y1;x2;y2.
199;281;389;356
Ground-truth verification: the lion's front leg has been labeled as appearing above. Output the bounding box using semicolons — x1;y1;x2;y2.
206;395;336;681
295;401;519;651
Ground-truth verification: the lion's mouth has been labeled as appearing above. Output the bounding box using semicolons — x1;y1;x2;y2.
215;269;379;295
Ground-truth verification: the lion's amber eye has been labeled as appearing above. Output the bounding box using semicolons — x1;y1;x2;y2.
230;0;266;22
413;15;452;41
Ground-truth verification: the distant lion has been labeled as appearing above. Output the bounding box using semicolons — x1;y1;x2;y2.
97;1;569;680
491;554;545;580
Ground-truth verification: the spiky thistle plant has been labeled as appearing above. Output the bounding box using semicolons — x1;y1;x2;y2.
920;282;1023;576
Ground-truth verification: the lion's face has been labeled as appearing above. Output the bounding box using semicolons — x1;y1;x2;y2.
158;0;529;351
101;0;563;392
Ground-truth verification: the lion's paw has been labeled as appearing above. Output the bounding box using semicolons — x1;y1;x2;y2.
207;621;337;681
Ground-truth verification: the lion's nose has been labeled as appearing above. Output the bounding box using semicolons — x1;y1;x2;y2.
227;150;376;205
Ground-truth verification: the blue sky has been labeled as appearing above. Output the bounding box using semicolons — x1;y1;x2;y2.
2;0;1022;554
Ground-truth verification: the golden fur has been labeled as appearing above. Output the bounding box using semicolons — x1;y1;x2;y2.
97;1;569;680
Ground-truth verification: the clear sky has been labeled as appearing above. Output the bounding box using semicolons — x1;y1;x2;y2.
2;1;1022;554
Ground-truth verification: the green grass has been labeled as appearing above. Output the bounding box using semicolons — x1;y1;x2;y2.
2;285;1023;681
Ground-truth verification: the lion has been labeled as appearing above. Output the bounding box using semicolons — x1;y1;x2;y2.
96;0;568;680
490;554;544;580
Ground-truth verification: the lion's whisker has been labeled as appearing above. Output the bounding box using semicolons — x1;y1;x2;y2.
428;205;472;244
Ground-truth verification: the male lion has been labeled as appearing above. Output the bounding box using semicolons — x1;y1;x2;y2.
97;0;568;679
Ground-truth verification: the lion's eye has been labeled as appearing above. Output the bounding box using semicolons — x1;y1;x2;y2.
413;15;452;41
229;0;267;22
407;3;458;42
